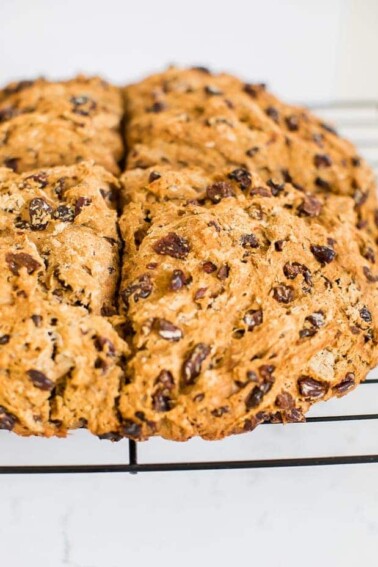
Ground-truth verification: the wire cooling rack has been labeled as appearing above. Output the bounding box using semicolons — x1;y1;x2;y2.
1;100;378;474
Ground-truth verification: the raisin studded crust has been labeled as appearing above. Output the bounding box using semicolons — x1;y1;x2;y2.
0;163;129;436
0;68;377;440
0;163;120;314
0;290;128;436
117;166;378;440
124;67;377;243
0;76;123;174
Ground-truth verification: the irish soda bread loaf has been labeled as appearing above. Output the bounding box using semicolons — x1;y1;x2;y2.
0;68;377;440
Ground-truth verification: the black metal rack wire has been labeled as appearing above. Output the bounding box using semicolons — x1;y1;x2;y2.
1;100;378;474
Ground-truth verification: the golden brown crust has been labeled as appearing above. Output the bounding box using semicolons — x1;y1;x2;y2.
124;67;377;241
0;76;123;174
0;289;128;437
0;162;120;314
0;162;129;437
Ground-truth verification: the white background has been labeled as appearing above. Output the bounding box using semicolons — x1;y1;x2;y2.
0;0;378;565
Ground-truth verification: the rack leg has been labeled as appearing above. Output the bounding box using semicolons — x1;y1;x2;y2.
128;439;138;474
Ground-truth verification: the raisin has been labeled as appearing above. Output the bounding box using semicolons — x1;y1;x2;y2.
298;195;322;217
259;365;275;380
98;432;122;442
333;373;355;394
121;420;142;438
265;106;279;122
245;386;264;409
202;261;217;273
155;369;174;389
245;380;273;409
70;95;97;116
211;407;229;417
274;240;285;251
170;269;190;291
361;246;375;264
360;306;372;322
24;172;48;188
122;274;153;306
75;197;92;216
285;115;299;131
94;336;115;356
228;168;252;190
0;335;10;345
152;391;172;412
0;405;17;430
240;234;259;248
6;253;41;275
147;101;167;113
53;178;66;198
315;177;331;190
299;328;317;339
298;376;328;399
95;357;108;372
153;232;190;259
154;319;183;341
273;285;295;304
306;311;325;328
250;186;272;198
29;198;53;231
283;262;312;286
267;178;285;196
204;85;223;95
310;245;336;264
149;171;161;182
31;315;42;327
217;264;230;280
244;309;263;331
152;369;175;412
275;392;294;409
194;288;207;300
246;146;259;157
353;189;369;208
101;305;116;317
314;154;332;168
27;369;54;391
363;266;378;282
243;83;265;97
182;343;211;386
206;181;234;203
53;204;75;222
14;218;29;230
285;408;306;422
4;157;19;172
0;105;17;122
